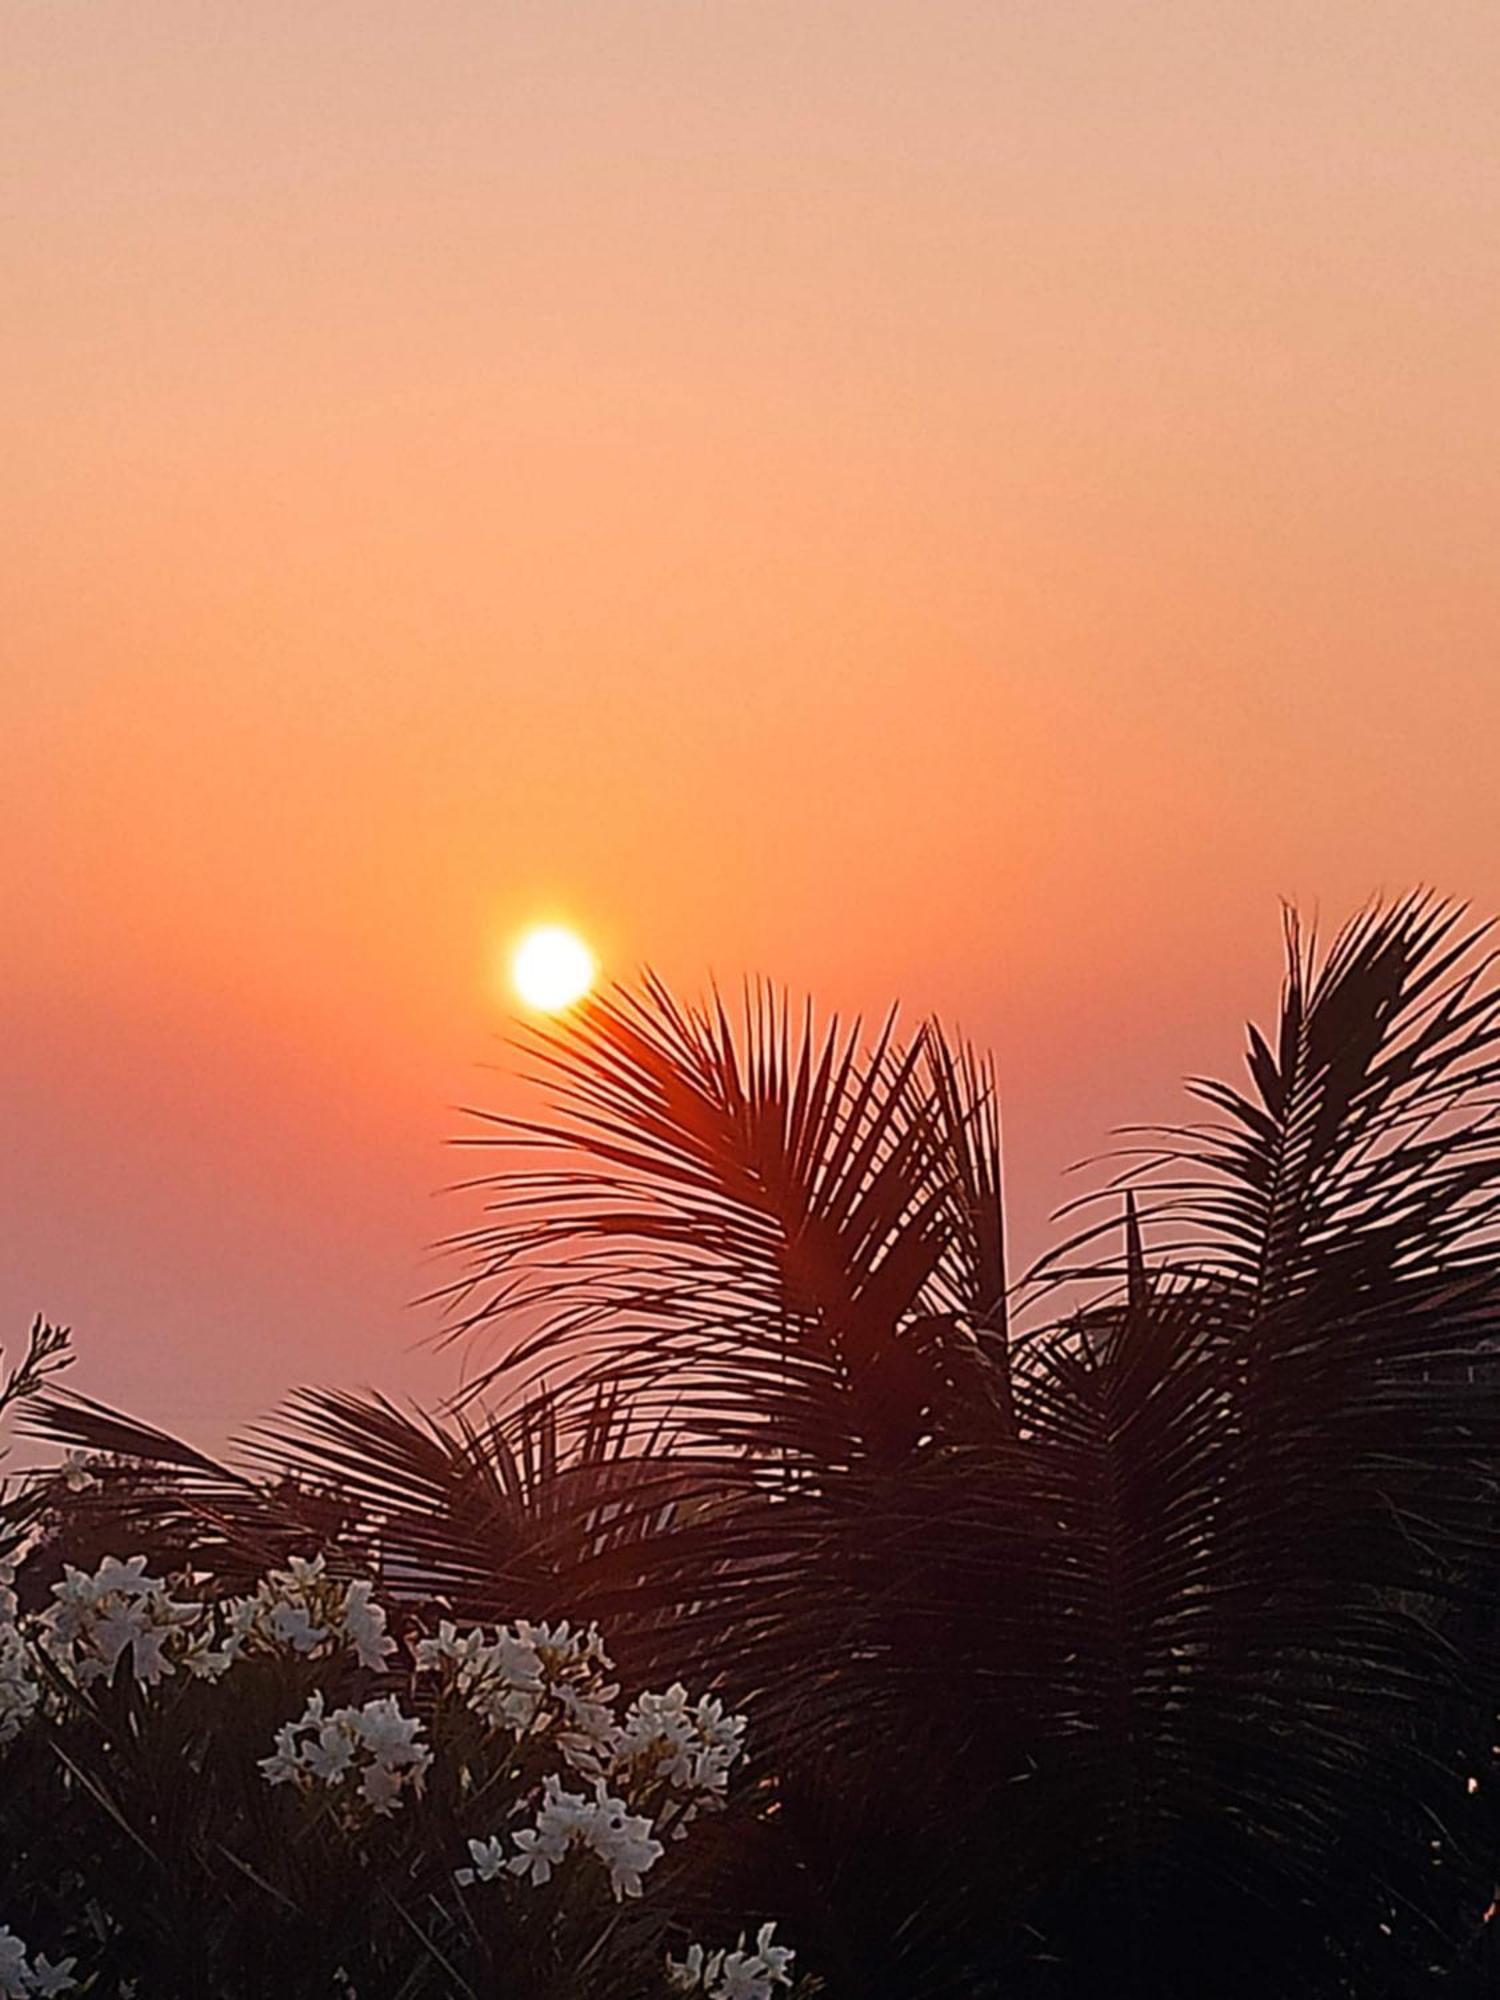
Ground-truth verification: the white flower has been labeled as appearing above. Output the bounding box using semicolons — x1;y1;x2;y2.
666;1943;714;1993
413;1619;486;1672
716;1960;773;2000
340;1580;394;1671
40;1556;204;1688
582;1782;664;1900
506;1773;664;1901
302;1718;357;1784
506;1772;590;1887
178;1623;239;1682
59;1450;96;1494
91;1604;172;1684
351;1694;425;1764
260;1691;324;1788
27;1958;77;1998
716;1925;795;2000
0;1926;76;1998
223;1558;394;1673
667;1925;793;2000
267;1602;328;1653
0;1931;29;2000
260;1692;430;1819
91;1555;155;1599
454;1834;508;1886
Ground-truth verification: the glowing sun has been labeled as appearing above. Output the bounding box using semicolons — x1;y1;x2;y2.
510;924;598;1012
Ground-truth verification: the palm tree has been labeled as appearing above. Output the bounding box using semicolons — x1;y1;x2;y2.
29;894;1500;1997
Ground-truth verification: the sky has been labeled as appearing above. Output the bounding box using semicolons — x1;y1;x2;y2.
4;2;1499;1443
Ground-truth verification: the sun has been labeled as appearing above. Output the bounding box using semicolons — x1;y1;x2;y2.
510;924;598;1012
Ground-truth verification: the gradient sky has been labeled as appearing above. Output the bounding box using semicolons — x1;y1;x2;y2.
5;2;1499;1442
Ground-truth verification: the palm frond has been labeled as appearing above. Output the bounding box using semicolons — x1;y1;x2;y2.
437;981;1010;1470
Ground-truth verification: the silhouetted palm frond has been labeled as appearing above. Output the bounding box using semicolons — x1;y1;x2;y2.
438;981;1012;1470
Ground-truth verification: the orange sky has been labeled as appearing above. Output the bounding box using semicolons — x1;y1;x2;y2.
4;3;1499;1441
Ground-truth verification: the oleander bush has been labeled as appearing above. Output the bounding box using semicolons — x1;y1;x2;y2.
0;1338;805;1998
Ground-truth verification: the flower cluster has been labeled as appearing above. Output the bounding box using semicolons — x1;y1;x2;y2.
666;1924;795;2000
7;1551;398;1706
417;1612;751;1908
417;1617;746;1825
1;1539;793;1987
0;1925;74;1998
0;1567;40;1745
415;1615;617;1752
39;1556;219;1687
462;1771;665;1901
609;1682;747;1837
223;1554;394;1672
259;1691;430;1817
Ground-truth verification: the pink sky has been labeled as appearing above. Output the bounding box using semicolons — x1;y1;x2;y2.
4;2;1499;1441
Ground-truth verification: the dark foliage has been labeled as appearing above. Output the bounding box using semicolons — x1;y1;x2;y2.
22;894;1500;1996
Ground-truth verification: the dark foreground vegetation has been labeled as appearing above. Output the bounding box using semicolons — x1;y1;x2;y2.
5;893;1500;1997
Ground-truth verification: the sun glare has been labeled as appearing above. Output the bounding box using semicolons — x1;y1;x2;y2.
511;924;597;1012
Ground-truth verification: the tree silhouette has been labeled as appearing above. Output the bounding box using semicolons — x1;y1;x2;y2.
27;894;1500;1997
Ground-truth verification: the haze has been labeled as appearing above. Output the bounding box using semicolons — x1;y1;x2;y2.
4;2;1498;1440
